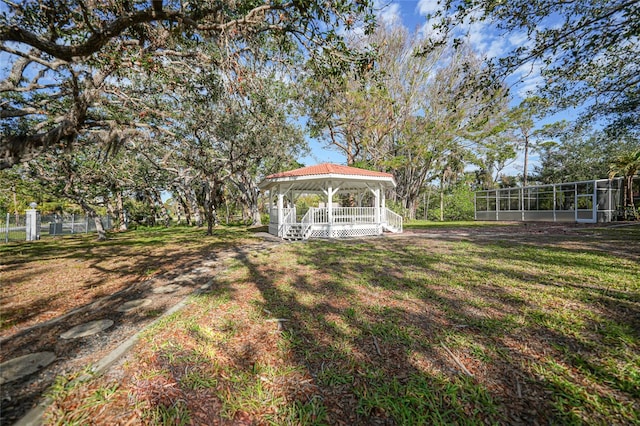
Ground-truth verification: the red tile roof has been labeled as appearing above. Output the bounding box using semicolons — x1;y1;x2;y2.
266;163;393;179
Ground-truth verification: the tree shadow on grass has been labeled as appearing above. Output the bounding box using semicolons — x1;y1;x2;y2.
0;237;251;424
0;227;259;335
102;227;639;424
29;228;639;424
219;242;537;425
228;235;639;424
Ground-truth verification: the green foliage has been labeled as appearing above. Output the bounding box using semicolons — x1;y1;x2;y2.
429;0;640;135
422;184;475;221
1;0;377;169
534;129;638;184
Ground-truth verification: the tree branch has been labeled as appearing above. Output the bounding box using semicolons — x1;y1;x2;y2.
1;9;197;61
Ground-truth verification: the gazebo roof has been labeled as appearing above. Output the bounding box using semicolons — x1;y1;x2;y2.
259;163;396;192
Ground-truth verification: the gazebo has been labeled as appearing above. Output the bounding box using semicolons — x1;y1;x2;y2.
259;163;403;240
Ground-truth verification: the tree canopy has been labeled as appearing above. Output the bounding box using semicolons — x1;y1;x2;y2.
428;0;640;134
0;0;375;169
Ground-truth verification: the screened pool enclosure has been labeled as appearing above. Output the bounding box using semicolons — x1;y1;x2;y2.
474;178;633;223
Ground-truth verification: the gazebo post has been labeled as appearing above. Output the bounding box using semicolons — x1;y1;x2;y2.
381;183;386;232
277;185;284;236
327;182;333;237
373;187;380;232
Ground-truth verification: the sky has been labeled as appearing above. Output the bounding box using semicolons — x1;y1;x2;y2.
299;0;579;176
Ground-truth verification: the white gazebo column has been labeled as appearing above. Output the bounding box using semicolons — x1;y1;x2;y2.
327;182;334;237
269;190;274;218
277;186;284;237
380;184;386;234
373;187;381;233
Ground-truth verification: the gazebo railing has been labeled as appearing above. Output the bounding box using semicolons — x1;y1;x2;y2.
298;207;377;224
301;209;314;239
384;209;403;232
270;207;296;224
282;207;296;224
307;207;328;224
333;207;376;223
271;206;402;239
273;206;402;232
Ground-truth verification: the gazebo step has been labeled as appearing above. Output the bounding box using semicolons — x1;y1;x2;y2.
383;225;401;233
283;224;307;241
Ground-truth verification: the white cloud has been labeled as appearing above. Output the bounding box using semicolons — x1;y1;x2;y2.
377;3;402;26
508;31;529;48
416;0;443;17
513;62;544;98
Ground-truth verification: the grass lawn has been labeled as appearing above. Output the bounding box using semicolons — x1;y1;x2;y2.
5;223;640;425
0;226;256;333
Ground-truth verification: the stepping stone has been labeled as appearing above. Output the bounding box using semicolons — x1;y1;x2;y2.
152;284;181;294
172;276;194;284
200;280;213;290
116;298;152;312
60;319;114;339
0;352;56;384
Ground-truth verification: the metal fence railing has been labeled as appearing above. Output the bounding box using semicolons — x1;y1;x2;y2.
1;213;113;243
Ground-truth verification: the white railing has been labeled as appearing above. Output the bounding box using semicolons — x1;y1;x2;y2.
310;207;328;223
282;207;296;224
383;208;403;232
332;207;376;224
272;206;401;233
301;209;313;239
297;207;376;224
278;207;297;237
270;207;297;224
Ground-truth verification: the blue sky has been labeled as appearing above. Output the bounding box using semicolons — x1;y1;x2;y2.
299;0;577;175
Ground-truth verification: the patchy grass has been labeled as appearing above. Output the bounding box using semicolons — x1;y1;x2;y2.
0;226;257;334
32;224;640;424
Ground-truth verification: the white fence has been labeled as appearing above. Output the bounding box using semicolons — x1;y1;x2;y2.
1;213;113;243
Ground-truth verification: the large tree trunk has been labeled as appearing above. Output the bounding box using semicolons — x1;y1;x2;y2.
232;172;262;226
245;185;262;226
250;203;261;226
116;191;127;231
204;183;221;235
106;191;127;231
79;201;107;240
151;188;171;226
403;197;417;221
186;188;202;227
